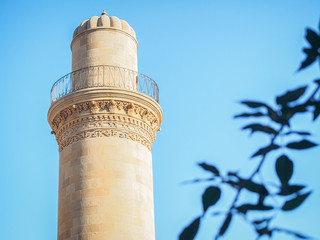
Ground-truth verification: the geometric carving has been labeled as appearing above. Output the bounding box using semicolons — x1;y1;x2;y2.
59;128;152;152
49;99;161;152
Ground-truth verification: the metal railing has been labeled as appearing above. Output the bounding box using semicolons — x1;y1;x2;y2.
50;65;159;104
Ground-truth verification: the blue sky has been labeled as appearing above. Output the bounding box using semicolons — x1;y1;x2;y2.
0;0;319;239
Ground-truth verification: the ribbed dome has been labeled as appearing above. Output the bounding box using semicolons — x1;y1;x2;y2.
72;10;136;39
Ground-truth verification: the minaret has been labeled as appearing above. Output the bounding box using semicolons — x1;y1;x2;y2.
48;11;162;240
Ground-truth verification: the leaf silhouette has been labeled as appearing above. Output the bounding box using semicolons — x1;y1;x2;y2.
256;227;273;237
287;104;308;114
282;192;312;211
298;48;318;70
313;102;320;120
240;101;270;109
273;227;311;239
234;112;265;118
313;78;320;85
238;179;268;196
253;218;271;225
242;123;277;135
286;140;318;150
267;107;289;125
236;204;273;214
179;217;201;240
181;177;215;185
198;162;220;176
276;86;307;106
276;155;293;185
306;28;320;48
202;186;221;213
279;184;305;196
251;144;280;158
293;232;310;239
285;131;311;136
298;28;320;70
218;213;232;236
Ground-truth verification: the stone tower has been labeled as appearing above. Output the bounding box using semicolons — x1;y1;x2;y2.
47;11;162;240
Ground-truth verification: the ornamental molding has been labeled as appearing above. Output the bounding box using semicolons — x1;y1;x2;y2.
49;99;160;152
56;114;154;141
59;128;152;152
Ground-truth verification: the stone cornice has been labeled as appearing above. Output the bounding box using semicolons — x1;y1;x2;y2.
48;88;162;124
48;88;162;152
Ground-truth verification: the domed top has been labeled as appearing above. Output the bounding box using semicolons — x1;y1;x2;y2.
72;10;136;39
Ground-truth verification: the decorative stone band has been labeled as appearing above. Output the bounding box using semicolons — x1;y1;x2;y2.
49;99;160;152
59;128;152;152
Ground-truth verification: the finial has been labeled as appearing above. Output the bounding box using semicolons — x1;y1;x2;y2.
101;10;107;16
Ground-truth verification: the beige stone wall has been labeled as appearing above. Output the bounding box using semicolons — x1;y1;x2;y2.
57;137;154;240
48;12;162;240
48;89;162;240
71;29;138;72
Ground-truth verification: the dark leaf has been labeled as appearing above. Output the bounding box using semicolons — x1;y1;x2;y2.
198;163;220;176
179;217;201;240
303;48;316;54
218;213;232;236
276;86;307;106
305;28;320;48
276;155;293;185
226;175;269;196
294;233;310;239
282;192;312;211
253;218;271;225
236;204;273;214
313;78;320;85
289;104;308;113
256;227;273;237
280;108;294;125
242;123;277;135
234;112;265;118
202;186;221;213
313;103;320;120
285;131;311;136
225;180;239;189
298;48;318;70
273;227;310;239
240;101;270;109
279;184;306;196
181;177;215;185
267;108;288;125
286;140;318;150
239;179;268;196
227;171;238;177
280;105;308;126
251;144;280;158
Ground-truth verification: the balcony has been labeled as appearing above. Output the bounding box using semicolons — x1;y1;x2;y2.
50;65;159;105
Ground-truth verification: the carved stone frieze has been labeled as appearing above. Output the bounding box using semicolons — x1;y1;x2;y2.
49;100;161;151
59;128;152;152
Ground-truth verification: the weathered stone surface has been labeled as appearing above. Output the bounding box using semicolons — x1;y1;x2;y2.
48;11;162;240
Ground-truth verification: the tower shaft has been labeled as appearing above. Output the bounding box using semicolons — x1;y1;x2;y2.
48;12;162;240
